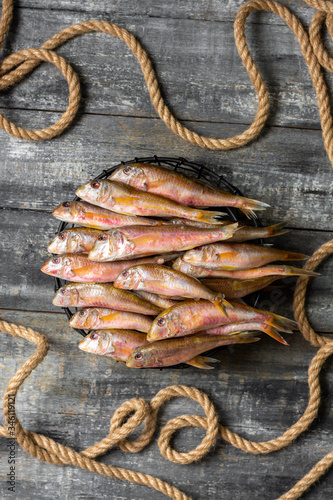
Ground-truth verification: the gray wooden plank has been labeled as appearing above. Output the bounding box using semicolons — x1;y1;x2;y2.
0;110;333;231
0;308;332;500
17;0;316;26
1;7;331;129
1;207;333;331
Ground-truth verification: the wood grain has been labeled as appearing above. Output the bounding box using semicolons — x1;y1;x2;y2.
1;6;332;129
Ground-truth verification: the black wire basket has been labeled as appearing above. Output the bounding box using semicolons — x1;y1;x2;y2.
53;156;265;367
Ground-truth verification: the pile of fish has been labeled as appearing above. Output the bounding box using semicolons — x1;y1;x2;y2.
41;163;319;369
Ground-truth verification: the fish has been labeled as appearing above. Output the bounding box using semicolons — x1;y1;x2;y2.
113;264;230;314
163;219;288;241
182;242;308;270
47;227;102;254
226;221;289;242
200;276;281;299
109;163;269;218
126;332;260;368
52;282;161;315
88;223;238;262
173;258;320;279
134;291;179;310
76;179;227;224
204;322;288;344
147;299;297;344
41;253;183;282
78;329;225;369
69;308;153;332
78;329;149;362
52;200;160;229
162;218;228;228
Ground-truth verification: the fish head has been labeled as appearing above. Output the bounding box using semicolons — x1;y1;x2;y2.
78;330;115;356
109;164;147;190
41;255;72;277
183;244;215;265
47;230;83;254
69;308;101;329
126;345;159;368
76;179;112;206
147;308;182;341
52;284;79;307
89;230;134;261
113;266;144;290
52;201;82;223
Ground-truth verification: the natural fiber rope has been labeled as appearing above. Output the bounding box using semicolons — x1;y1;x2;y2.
1;242;332;499
0;0;333;166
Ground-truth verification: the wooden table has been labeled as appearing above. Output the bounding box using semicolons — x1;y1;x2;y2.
0;1;332;498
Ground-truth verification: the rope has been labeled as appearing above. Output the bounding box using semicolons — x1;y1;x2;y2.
1;242;332;499
0;0;332;165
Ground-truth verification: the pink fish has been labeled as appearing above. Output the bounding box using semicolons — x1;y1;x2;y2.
88;223;238;262
109;163;269;218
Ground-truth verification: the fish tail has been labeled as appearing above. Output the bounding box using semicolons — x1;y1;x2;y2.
268;312;298;333
196;209;227;224
240;208;257;219
186;355;220;369
266;221;290;237
234;332;261;343
260;325;290;345
284;266;321;277
211;293;232;317
238;198;270;219
283;251;309;261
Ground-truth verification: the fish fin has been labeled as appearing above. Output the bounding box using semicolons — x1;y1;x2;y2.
266;221;290;237
234;332;261;343
196;209;228;224
186;355;219;369
284;266;321;277
260;325;290;345
284;251;309;261
268;313;298;333
239;198;270;215
211;293;232;317
240;208;257;219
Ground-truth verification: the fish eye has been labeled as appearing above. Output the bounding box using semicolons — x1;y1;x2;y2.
62;202;71;207
58;233;66;240
91;181;100;189
60;289;66;295
123;166;131;174
90;333;98;340
79;310;85;317
52;257;60;264
122;270;128;277
134;353;143;360
157;317;166;326
98;234;108;241
195;246;202;251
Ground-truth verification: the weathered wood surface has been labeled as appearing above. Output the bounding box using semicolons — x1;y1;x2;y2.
1;110;333;229
1;4;333;129
0;309;332;500
0;0;333;499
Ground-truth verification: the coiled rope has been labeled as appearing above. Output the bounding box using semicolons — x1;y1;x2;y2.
1;242;332;499
1;0;333;165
